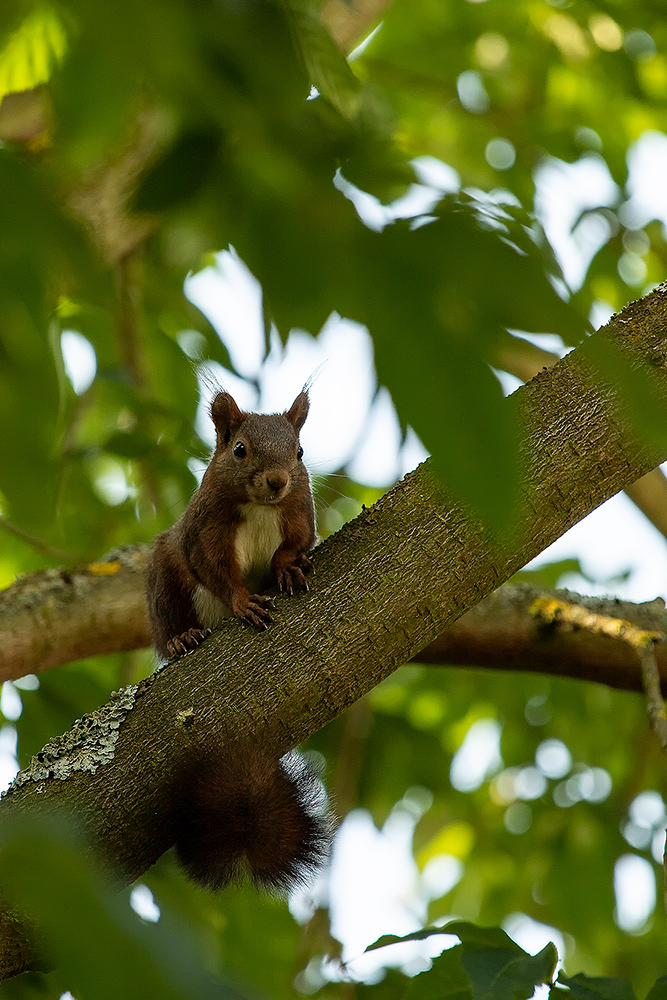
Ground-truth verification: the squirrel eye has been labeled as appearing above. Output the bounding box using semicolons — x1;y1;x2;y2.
233;441;247;459
297;445;303;461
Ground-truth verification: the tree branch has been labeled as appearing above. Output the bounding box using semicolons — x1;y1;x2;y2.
5;554;667;695
0;548;150;682
419;585;667;692
3;287;667;975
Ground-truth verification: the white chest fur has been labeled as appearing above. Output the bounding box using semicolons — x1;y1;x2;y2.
193;504;283;628
234;503;283;579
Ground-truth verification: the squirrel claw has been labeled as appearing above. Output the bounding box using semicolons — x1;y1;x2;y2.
167;627;213;659
249;614;271;630
295;553;314;575
234;595;273;629
275;561;310;596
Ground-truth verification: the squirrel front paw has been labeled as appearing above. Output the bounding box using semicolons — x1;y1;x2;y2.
167;628;213;659
232;592;274;630
274;552;313;596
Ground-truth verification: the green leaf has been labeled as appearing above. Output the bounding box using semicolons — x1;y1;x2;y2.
0;5;67;101
144;857;305;1000
555;972;638;1000
415;947;475;1000
133;130;222;213
359;946;473;1000
581;333;667;456
446;924;525;952
286;0;362;119
462;944;557;1000
0;812;246;1000
645;977;667;1000
363;925;557;1000
446;922;557;1000
367;928;457;952
352;215;522;533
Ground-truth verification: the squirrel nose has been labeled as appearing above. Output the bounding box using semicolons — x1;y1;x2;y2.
266;471;288;493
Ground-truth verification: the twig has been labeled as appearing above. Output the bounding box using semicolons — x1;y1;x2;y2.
637;640;667;915
531;596;667;913
638;643;667;754
0;517;73;564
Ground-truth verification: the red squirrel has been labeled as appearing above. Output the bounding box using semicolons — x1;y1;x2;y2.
146;389;316;658
146;389;329;892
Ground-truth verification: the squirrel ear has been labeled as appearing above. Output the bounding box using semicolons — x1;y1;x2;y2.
285;391;309;433
211;393;244;445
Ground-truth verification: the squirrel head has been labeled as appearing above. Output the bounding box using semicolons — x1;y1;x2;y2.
208;391;309;504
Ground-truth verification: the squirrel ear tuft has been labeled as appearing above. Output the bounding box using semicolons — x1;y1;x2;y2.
211;393;244;445
285;391;309;433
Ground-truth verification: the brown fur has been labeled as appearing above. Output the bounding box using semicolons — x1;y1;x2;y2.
146;391;316;658
173;747;331;892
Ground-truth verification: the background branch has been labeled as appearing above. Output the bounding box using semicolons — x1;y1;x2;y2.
0;548;150;681
5;552;667;695
419;585;667;692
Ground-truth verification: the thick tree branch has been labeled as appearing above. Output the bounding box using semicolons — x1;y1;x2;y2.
0;548;150;681
3;287;667;976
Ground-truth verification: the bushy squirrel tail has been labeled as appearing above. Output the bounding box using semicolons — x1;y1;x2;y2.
173;747;332;892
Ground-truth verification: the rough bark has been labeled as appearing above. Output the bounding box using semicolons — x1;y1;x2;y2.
0;547;150;682
3;286;667;977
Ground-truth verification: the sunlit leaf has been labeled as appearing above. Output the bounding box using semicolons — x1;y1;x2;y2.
0;6;66;101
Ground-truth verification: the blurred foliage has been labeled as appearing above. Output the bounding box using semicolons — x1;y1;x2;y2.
0;812;248;1000
0;0;666;995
